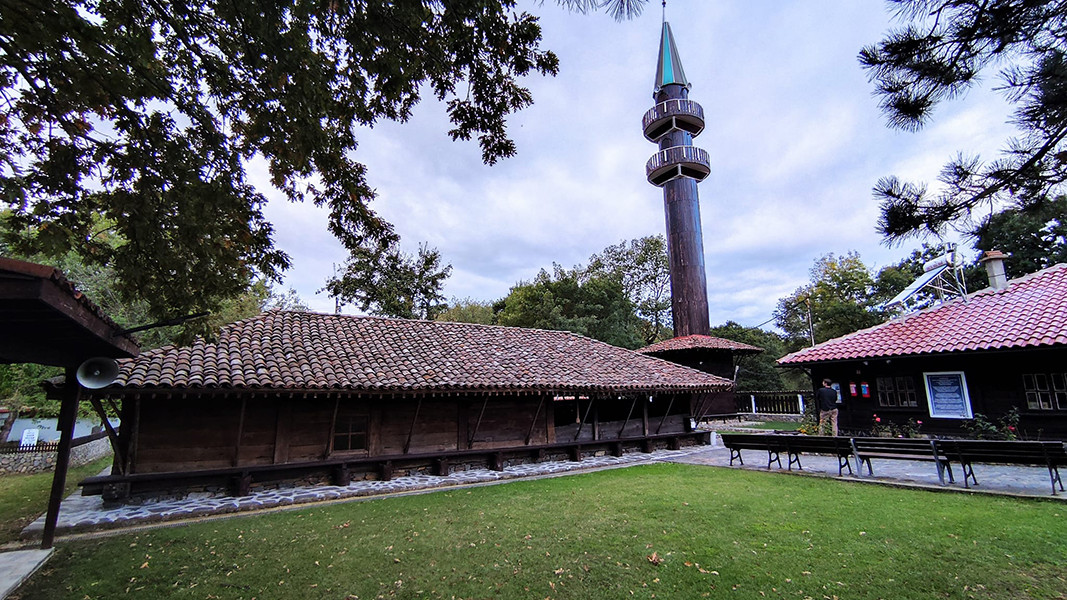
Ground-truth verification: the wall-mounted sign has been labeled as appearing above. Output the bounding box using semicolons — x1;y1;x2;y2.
923;371;973;419
19;428;39;447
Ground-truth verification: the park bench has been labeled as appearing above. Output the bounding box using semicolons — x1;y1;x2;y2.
782;435;854;476
936;439;1067;495
720;433;787;470
850;437;955;485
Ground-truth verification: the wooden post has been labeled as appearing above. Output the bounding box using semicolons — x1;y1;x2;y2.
233;397;247;467
42;367;80;549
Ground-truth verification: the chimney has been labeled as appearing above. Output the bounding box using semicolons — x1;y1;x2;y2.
979;250;1010;290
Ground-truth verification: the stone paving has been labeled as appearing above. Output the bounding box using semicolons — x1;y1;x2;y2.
21;436;1065;542
22;446;705;539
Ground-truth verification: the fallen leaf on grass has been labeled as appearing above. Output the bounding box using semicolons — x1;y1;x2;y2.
647;552;662;565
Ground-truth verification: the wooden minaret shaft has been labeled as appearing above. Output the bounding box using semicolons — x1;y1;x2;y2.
656;83;710;337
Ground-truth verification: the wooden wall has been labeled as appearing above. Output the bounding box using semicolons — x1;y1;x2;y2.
124;391;698;475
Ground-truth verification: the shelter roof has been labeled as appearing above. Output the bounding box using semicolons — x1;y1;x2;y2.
110;311;733;394
0;257;138;366
779;264;1067;366
637;335;763;355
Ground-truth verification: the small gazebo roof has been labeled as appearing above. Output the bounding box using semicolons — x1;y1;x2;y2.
0;257;138;366
637;334;764;356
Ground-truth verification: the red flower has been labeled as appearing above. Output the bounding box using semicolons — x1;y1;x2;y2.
916;420;923;425
1009;426;1016;431
875;418;881;423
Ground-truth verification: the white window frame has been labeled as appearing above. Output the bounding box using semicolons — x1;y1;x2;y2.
923;371;974;419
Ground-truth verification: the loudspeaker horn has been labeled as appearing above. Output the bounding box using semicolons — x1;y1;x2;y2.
76;357;120;389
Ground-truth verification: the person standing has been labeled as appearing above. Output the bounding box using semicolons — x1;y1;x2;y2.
816;378;840;436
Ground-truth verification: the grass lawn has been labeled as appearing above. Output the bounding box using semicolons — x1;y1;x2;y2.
744;421;802;431
0;455;113;545
11;463;1067;600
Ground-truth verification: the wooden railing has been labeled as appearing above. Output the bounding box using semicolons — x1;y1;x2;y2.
735;391;811;415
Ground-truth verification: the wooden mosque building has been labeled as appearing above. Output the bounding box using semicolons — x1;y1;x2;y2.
82;311;731;500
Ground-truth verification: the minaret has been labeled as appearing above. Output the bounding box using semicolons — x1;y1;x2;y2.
642;20;711;337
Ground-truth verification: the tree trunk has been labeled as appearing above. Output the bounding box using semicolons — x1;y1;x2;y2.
0;409;16;443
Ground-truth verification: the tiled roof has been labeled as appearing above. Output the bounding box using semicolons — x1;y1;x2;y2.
779;264;1067;365
111;311;733;393
638;335;763;354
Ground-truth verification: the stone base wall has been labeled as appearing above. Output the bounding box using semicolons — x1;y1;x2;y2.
0;436;112;475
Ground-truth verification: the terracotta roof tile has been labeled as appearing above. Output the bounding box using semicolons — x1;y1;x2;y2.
112;312;732;393
638;335;763;354
779;264;1067;365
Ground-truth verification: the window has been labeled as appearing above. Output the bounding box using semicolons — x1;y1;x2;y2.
876;376;918;408
1023;373;1067;410
333;409;368;452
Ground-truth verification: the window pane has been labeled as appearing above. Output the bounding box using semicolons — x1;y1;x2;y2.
1027;392;1041;410
1023;374;1036;391
1035;374;1050;391
1052;373;1066;392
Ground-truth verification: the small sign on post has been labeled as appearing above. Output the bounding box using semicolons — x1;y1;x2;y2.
19;428;39;448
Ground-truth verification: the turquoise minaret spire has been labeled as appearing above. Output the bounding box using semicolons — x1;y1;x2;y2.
642;19;711;337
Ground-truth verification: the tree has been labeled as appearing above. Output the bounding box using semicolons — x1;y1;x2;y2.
860;1;1067;243
495;265;643;349
973;195;1067;278
325;241;452;320
1;0;564;322
436;298;496;325
705;322;797;391
774;253;886;350
585;235;672;344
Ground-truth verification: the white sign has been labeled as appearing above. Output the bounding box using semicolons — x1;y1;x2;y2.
19;428;39;447
923;372;974;419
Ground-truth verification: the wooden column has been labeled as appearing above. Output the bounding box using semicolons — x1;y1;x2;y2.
41;368;80;549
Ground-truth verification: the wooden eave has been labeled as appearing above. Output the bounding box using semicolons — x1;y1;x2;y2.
0;257;139;366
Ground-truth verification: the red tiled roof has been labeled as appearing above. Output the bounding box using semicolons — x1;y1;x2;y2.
779;264;1067;365
111;311;733;393
637;335;763;354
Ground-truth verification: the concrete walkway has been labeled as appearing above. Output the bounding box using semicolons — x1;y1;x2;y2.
0;549;52;600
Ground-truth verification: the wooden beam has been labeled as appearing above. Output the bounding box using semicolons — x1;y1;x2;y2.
655;396;676;435
618;397;638;438
524;396;546;446
573;398;595;442
403;398;422;455
326;396;340;459
42;368;80;549
127;398;141;474
87;397;125;471
273;400;292;464
468;397;489;449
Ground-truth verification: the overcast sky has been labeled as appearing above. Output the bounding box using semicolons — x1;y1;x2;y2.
260;0;1017;330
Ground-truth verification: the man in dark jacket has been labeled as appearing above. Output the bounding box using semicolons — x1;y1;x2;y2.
816;378;840;436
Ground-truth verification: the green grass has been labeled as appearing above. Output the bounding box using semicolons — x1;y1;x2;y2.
745;421;802;431
0;455;112;545
11;463;1067;599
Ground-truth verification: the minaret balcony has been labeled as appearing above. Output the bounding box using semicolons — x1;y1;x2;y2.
642;99;705;142
646;146;711;186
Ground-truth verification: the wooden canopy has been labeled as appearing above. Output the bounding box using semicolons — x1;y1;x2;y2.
0;257;138;366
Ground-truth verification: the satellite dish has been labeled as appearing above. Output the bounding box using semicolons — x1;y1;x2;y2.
76;357;120;389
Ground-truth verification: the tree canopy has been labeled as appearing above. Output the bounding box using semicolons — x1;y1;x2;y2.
585;235;671;345
774;253;887;350
861;0;1067;243
973;195;1067;278
325;241;451;321
1;0;560;321
495;265;643;349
